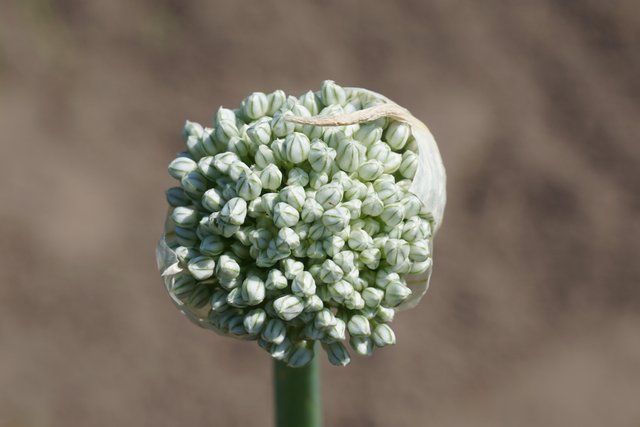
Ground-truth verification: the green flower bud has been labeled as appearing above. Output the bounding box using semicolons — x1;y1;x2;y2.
262;318;287;344
266;239;291;262
308;140;336;173
243;92;269;120
169;157;198;180
325;342;351;366
384;281;412;307
384;121;411;150
174;226;198;247
367;141;391;162
357;159;384;182
271;110;295;138
350;336;374;356
336;138;362;173
247;118;271;146
299;90;321;115
241;275;266;305
283;132;311;164
309;171;329;190
293;222;310;240
322;235;345;258
276;227;300;252
376;182;400;205
410;258;432;275
301;198;324;223
318;259;343;284
347;314;371;336
344;291;365;310
372;324;396;347
175;246;199;266
347;229;374;252
399;150;418;179
214;107;236;125
362;287;384;308
220;197;247;226
182;120;204;141
270;138;286;164
230;241;250;259
265;269;288;291
326;318;347;341
201;188;223;212
241;308;266;335
215;119;240;145
315;182;343;209
225;136;250;158
236;172;262;201
273;295;305;321
407;239;429;262
271;338;292;361
273;202;299;228
306;241;325;259
375;269;400;289
380;202;405;227
320;80;347;106
255;145;276;169
279;185;306;211
353;123;383;147
333;250;356;273
329;280;354;303
219;275;241;291
261;193;279;215
188;284;212;308
304;295;324;312
180;171;208;198
199;235;225;256
286;168;309;187
171;206;198;227
165;187;191;207
322;206;350;233
342;199;362;219
376;306;395;322
382;152;402;174
282;258;304;280
216;254;241;280
210;288;230;312
359;247;381;269
172;275;196;299
186;135;206;158
187;256;215;280
213;152;240;174
304;323;325;340
401;193;422;218
315;309;337;330
384;239;410;266
287;344;314;368
291;271;316;297
361;192;384;217
267;89;287;115
260;164;283;191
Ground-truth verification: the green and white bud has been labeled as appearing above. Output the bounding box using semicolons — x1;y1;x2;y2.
286;168;309;187
359;247;381;270
189;284;212;308
259;164;283;191
350;336;374;356
401;193;422;218
347;229;374;252
171;206;198;227
322;235;345;258
304;295;324;312
243;92;269;120
307;223;327;241
282;258;304;280
200;235;225;256
265;269;288;291
273;202;299;228
384;121;411;150
236;172;262;201
275;227;300;252
299;90;321;115
169;157;198;180
304;323;325;340
271;338;292;361
174;226;198;247
165;187;191;207
399;150;418;179
182;120;204;140
336;138;362;173
353;123;383;147
333;250;356;274
201;188;224;212
367;141;391;162
319;259;344;284
344;291;365;310
187;256;215;280
301;198;324;223
382;152;402;174
409;240;430;262
384;239;410;266
287;344;314;368
219;197;247;226
172;275;196;299
243;309;267;335
320;80;347;106
315;309;337;330
180;171;208;197
306;241;325;259
218;275;241;291
308;140;336;173
241;275;266;305
216;254;241;280
357;159;384;182
322;206;350;233
326;318;347;341
325;342;351;366
376;305;395;322
273;295;305;321
384;281;412;307
376;182;400;205
260;193;279;215
185;135;206;159
215;119;240;145
342;199;362;219
255;145;276;169
246;118;271;146
347;314;371;337
262;318;287;344
226;136;250;158
267;89;287;115
175;246;199;266
309;171;329;190
283;132;311;164
213;152;240;174
362;287;384;308
210;288;230;312
279;185;306;211
372;323;396;347
291;271;316;297
271;110;295;138
329;280;354;303
380;202;405;227
410;258;432;274
361;192;384;217
315;182;343;209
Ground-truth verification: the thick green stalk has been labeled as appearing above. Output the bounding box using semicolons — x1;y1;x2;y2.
273;346;322;427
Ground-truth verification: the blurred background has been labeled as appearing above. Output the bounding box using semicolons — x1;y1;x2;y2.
1;1;639;426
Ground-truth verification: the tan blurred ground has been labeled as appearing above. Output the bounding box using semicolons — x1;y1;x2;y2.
1;1;639;426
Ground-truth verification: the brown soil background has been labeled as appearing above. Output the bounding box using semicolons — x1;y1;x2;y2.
1;1;639;426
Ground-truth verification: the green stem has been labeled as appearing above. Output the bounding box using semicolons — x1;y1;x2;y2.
273;345;322;427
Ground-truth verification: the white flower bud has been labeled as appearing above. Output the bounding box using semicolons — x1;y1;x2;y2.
347;314;371;336
384;239;410;266
230;241;251;260
247;118;271;146
359;247;381;270
266;239;291;262
315;309;337;330
180;171;208;198
382;152;402;174
308;140;336;173
322;235;345;258
220;197;247;226
186;135;206;158
361;192;384;217
273;202;299;228
215;119;240;144
322;206;350;233
262;318;287;344
293;222;310;240
399;150;418;179
301;198;324;223
304;295;324;312
344;291;365;310
171;206;198;227
292;271;316;297
410;258;432;275
243;309;267;335
286;168;309;187
376;182;400;205
210;288;230;312
282;258;304;280
325;342;350;366
273;295;305;321
350;336;374;356
270;138;286;164
375;269;400;289
409;240;431;262
271;338;292;361
287;344;314;368
225;136;250;158
333;250;356;273
259;164;283;191
380;202;405;227
255;145;276;169
329;280;354;302
306;241;325;259
243;92;269;120
261;193;279;215
270;110;295;138
384;281;412;307
347;229;374;252
357;159;384;182
342;199;362;219
315;182;343;209
367;141;391;162
353;123;383;147
216;254;240;280
265;269;288;291
169;157;198;179
235;172;262;201
267;89;287;115
199;235;225;256
376;306;395;322
276;227;300;252
362;287;384;308
175;246;199;266
219;275;241;291
182;120;204;141
241;275;266;305
283;132;311;164
319;259;344;284
213;152;240;174
201;188;223;212
304;323;325;340
401;193;422;218
384;121;411;150
372;324;396;347
320;80;347;106
165;187;190;207
279;185;306;211
306;171;328;191
187;256;215;280
336;138;362;173
299;90;321;115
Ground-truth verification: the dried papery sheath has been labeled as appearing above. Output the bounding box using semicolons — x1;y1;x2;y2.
157;82;446;367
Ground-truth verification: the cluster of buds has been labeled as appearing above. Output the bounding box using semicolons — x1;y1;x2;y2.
161;81;436;367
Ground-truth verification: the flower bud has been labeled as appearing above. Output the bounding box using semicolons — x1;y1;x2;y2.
409;239;431;262
371;324;396;348
344;291;365;310
282;258;304;280
182;120;204;141
270;110;295;138
292;271;316;297
165;187;191;207
201;188;223;212
168;157;198;180
326;317;347;342
273;202;300;228
306;241;325;259
336;138;362;173
266;239;290;262
171;206;198;227
380;202;405;228
199;235;225;256
401;193;422;218
299;90;321;115
399;150;418;179
308;140;336;173
213;152;240;174
329;280;354;303
301;198;324;223
273;295;305;321
320;80;347;106
189;284;212;308
235;172;262;201
315;309;337;330
267;89;287;115
367;141;391;162
247;118;271;146
210;288;230;312
309;171;329;190
315;182;343;209
265;269;288;291
322;235;345;258
220;197;247;226
279;185;306;211
322;206;350;233
382;152;402;174
255;145;276;169
384;239;410;266
347;229;374;252
333;250;356;273
287;344;314;368
359;247;381;270
357;159;384;182
175;246;199;266
325;342;351;366
243;308;267;335
361;192;384;217
175;226;198;247
376;182;400;205
215;119;240;144
347;314;371;336
350;336;374;356
271;338;292;361
186;135;206;158
384;281;412;307
261;193;279;215
259;164;283;191
410;258;432;275
304;295;324;312
243;92;269;120
319;259;344;284
187;256;216;280
283;132;311;164
216;254;240;280
384;121;411;150
241;275;266;305
262;318;287;344
342;199;362;219
286;167;309;187
172;275;196;299
353;123;383;147
218;275;241;291
362;287;384;308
